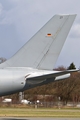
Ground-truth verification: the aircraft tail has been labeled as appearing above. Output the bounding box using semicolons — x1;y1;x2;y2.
0;14;76;70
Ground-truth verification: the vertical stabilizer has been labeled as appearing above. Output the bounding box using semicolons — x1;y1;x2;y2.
0;14;76;70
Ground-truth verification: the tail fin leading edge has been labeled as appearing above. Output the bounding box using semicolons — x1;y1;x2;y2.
0;14;76;70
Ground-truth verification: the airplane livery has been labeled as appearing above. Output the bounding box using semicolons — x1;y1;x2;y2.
0;14;77;96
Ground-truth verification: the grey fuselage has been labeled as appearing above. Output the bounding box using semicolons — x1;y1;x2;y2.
0;67;71;96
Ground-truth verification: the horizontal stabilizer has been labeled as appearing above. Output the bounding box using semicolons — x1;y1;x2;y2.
26;69;79;84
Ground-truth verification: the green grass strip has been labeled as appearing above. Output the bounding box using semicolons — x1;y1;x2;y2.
0;108;80;117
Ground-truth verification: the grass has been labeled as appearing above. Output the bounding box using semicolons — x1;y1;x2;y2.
0;108;80;117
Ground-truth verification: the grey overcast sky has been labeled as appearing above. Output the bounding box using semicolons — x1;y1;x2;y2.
0;0;80;68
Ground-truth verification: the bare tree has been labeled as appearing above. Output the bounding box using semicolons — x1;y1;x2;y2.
0;57;6;64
